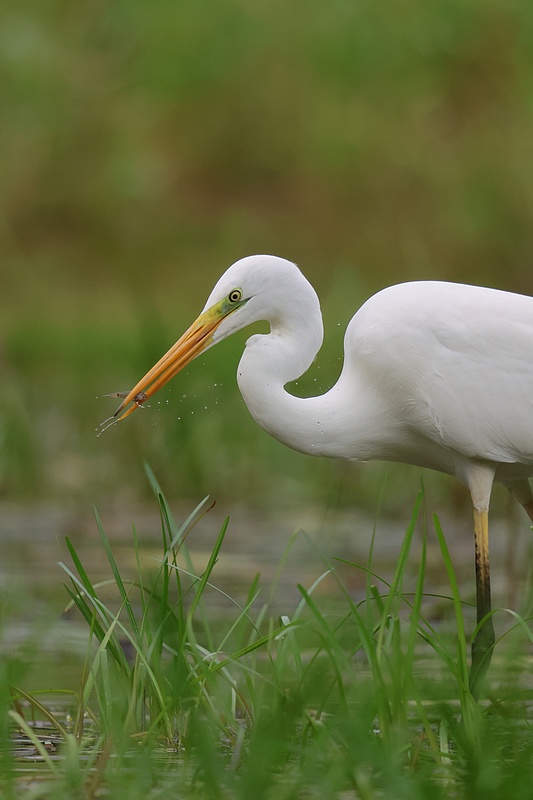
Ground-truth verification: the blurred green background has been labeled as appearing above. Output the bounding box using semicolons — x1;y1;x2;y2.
2;0;533;516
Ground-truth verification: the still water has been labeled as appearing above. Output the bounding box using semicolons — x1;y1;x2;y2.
1;497;531;776
1;498;529;684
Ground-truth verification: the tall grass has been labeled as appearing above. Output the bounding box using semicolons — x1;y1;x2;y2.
4;474;533;798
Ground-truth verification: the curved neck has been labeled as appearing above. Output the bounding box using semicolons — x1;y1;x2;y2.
236;305;369;459
235;285;329;454
237;369;339;457
237;338;444;466
235;307;403;463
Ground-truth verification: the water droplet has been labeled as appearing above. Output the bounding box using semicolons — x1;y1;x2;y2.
96;416;118;438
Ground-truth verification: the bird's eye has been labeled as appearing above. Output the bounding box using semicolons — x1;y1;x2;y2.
229;289;242;303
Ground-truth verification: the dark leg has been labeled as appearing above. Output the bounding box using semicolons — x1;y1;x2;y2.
469;507;495;699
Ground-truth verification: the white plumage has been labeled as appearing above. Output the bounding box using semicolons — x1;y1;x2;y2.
114;254;533;696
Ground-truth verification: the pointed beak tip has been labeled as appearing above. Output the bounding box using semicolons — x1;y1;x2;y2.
110;306;224;423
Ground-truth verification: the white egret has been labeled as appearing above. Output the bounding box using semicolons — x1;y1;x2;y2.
113;254;533;696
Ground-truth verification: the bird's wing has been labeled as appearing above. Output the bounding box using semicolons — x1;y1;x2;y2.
346;281;533;466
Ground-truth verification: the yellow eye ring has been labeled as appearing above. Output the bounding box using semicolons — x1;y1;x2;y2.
229;289;242;303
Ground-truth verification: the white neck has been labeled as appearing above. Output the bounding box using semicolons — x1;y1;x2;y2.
235;294;381;461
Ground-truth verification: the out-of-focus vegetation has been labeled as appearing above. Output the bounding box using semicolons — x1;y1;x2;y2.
2;0;533;509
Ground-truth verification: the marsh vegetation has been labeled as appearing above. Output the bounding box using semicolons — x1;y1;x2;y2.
2;0;533;796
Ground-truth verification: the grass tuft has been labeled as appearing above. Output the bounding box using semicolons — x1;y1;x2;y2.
3;479;533;798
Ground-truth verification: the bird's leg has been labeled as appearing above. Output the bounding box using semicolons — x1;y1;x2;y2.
469;506;495;698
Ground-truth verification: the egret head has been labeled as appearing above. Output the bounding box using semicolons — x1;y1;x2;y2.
113;255;312;421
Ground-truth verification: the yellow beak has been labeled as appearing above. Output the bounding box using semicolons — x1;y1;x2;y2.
114;306;225;421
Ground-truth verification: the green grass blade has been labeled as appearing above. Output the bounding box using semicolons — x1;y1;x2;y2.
406;511;426;666
93;506;142;643
375;489;423;659
188;517;229;620
64;536;98;598
8;711;60;775
60;566;129;671
433;513;479;731
10;687;69;740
